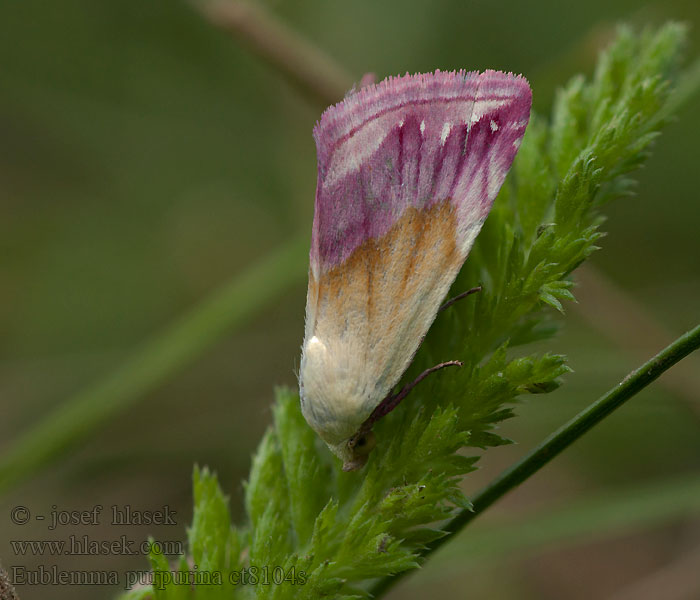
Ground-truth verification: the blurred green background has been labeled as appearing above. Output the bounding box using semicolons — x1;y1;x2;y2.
1;1;699;599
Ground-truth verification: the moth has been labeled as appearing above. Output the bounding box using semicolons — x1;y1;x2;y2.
299;70;531;470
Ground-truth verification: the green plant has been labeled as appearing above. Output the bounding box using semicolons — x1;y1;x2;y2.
120;24;699;600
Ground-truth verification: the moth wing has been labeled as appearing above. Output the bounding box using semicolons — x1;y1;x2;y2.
301;70;531;442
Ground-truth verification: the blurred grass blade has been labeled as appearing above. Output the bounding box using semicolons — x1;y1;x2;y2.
421;473;700;581
0;235;308;495
194;0;353;107
573;265;700;412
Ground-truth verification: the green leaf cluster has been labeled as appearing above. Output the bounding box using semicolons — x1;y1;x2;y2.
120;24;690;600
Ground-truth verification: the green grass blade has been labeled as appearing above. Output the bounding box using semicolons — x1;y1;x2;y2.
422;473;700;580
0;235;308;495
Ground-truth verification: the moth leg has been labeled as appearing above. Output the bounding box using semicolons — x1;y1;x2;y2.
439;286;482;313
361;360;463;431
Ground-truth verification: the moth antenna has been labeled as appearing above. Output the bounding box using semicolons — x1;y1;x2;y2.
439;286;482;313
361;360;463;431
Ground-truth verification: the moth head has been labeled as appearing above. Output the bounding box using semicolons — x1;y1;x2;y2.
329;430;377;471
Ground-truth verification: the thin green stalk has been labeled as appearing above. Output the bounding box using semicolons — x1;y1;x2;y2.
0;235;308;495
369;323;700;597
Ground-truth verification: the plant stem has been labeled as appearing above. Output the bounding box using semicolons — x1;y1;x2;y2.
0;235;308;495
369;322;700;597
